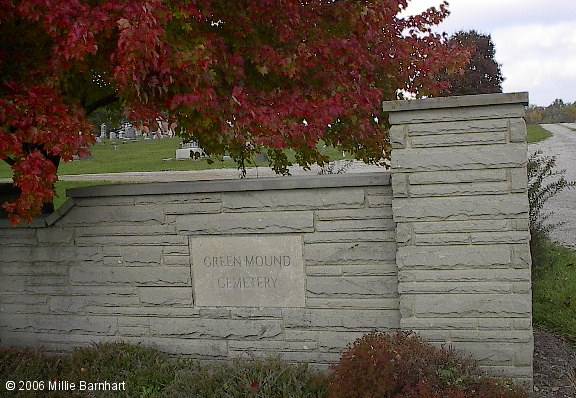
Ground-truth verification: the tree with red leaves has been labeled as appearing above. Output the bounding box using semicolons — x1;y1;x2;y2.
0;0;469;224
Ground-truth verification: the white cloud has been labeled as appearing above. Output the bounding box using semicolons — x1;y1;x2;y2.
402;0;576;105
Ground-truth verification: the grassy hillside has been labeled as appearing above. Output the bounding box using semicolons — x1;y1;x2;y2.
0;138;348;178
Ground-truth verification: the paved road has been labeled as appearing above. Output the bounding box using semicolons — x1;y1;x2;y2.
532;124;576;249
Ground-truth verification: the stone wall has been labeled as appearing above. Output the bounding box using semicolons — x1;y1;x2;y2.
385;92;532;383
0;174;398;368
0;92;533;384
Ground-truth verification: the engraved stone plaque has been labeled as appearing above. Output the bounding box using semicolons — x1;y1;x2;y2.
191;235;305;307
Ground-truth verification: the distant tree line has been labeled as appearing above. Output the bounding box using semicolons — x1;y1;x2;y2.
526;99;576;125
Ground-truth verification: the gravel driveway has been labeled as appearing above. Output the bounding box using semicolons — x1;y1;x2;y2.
531;124;576;249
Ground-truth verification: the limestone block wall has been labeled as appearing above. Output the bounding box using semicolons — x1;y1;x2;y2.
0;174;398;367
385;92;533;383
0;92;533;384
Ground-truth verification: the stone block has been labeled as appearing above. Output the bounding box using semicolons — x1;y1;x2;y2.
75;197;135;207
410;294;531;318
0;229;37;246
509;168;528;191
101;246;164;266
3;314;118;335
409;169;507;185
388;104;525;124
340;263;398;276
149;318;282;339
176;212;314;234
408;181;510;197
407;119;509;136
309;309;400;329
0;263;68;276
134;193;221;205
364;187;393;209
282;309;312;327
75;224;176;237
398;281;513;294
395;223;412;245
399;268;531;283
509;118;527;143
77;235;186;248
162;246;189;255
199;308;231;319
149;337;229;358
0;247;98;263
391;144;527;173
413;232;470;245
411;219;512;234
315;208;392;221
303;230;395;243
317;331;367;351
49;295;140;313
391;174;409;197
448;341;521;366
36;228;74;244
228;340;317;351
390;125;407;148
393;194;528;222
306;297;399;309
118;326;149;336
163;203;222;215
139;287;193;305
69;266;191;285
315;219;394;232
0;295;48;305
417;330;533;344
80;306;200;317
306;276;397;298
304;242;396;264
162;255;190;266
59;205;165;225
0;303;51;314
470;231;530;244
222;188;365;212
396;245;513;269
231;308;283;319
411;131;506;148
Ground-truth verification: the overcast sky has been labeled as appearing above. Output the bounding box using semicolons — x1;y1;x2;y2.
403;0;576;106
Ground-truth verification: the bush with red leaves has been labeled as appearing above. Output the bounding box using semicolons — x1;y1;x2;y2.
328;331;528;398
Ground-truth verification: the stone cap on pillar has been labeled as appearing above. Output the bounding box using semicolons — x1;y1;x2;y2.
382;92;529;113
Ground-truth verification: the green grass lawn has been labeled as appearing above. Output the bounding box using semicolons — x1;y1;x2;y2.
527;124;552;143
0;138;348;178
533;241;576;340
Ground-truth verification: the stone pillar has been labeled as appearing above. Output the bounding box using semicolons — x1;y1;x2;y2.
385;93;533;384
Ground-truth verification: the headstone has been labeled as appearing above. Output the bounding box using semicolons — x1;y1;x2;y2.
124;126;136;139
191;235;305;307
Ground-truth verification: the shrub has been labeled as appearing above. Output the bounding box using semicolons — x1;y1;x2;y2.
0;343;327;398
162;358;327;398
328;331;527;398
528;151;576;270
